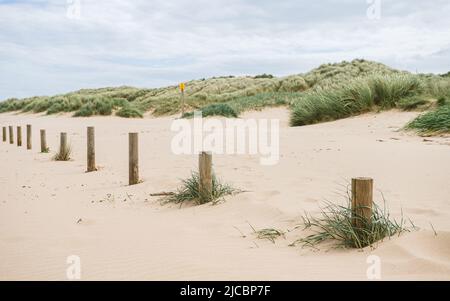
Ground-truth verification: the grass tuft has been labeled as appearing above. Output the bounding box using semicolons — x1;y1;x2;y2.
73;103;95;117
53;144;72;161
41;147;50;153
253;228;285;243
116;105;144;118
291;200;413;249
163;172;237;205
73;99;114;117
406;103;450;135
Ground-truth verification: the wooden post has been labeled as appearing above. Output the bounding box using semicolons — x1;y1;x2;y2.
128;133;139;185
60;132;67;155
87;126;96;172
40;129;47;152
351;177;373;228
26;124;32;150
9;126;13;144
2;127;6;142
199;151;213;201
17;126;22;147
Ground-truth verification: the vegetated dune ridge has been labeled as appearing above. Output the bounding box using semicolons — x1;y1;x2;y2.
0;59;400;115
1;108;449;280
1;59;449;122
1;59;449;136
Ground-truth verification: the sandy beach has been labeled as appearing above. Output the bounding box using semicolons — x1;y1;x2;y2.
1;108;449;280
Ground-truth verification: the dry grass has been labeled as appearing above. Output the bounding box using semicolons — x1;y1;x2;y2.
53;144;72;161
254;228;285;243
162;172;237;206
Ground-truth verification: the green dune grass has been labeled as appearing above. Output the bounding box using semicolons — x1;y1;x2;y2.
0;59;400;117
289;74;424;126
406;101;450;135
1;59;449;133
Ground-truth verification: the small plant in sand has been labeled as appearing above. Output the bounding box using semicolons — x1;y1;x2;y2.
292;200;414;249
53;144;72;161
41;147;50;153
254;228;285;243
163;172;237;205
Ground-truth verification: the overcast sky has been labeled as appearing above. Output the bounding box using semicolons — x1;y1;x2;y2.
0;0;449;100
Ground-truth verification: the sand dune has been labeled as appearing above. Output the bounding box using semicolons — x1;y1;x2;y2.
1;108;449;280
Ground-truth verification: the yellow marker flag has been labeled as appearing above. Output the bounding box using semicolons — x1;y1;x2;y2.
179;83;185;92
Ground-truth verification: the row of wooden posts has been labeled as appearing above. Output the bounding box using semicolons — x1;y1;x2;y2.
3;125;50;154
2;125;32;149
2;124;372;224
2;125;215;199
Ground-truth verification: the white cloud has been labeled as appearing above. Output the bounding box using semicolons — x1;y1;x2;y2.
0;0;449;99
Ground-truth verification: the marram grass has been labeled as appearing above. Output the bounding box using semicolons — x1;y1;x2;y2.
183;92;295;118
290;74;424;126
162;172;237;206
406;102;450;135
1;59;448;125
115;104;144;118
0;59;403;117
291;200;413;249
397;96;430;111
52;144;72;161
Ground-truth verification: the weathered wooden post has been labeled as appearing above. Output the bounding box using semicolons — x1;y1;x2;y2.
9;126;13;144
87;126;96;172
129;133;139;185
351;177;373;228
53;132;70;161
2;127;6;142
26;124;32;150
199;151;213;201
60;132;67;155
17;126;22;147
40;129;47;152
